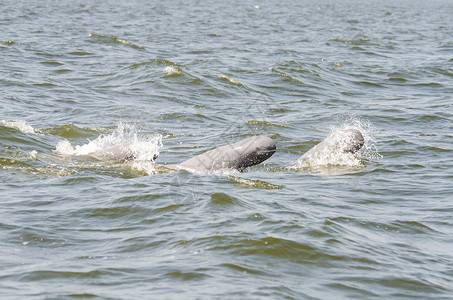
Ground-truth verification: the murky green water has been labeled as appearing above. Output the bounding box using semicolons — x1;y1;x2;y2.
1;0;453;298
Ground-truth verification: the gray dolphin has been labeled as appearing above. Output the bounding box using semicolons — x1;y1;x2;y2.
89;141;136;162
166;136;276;174
88;141;158;162
293;128;364;167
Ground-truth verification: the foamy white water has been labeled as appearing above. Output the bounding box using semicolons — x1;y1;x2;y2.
54;123;162;163
0;120;39;134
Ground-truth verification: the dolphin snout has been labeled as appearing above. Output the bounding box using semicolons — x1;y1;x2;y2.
342;129;364;153
254;136;276;159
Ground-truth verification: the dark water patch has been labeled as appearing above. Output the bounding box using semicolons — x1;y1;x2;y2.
15;226;69;248
227;176;283;190
116;237;168;253
201;235;352;265
269;61;323;87
246;120;291;129
306;228;332;239
325;281;379;298
417;145;452;153
362;50;389;57
360;220;437;235
287;141;319;154
208;192;244;207
252;285;306;299
129;58;177;69
358;276;449;297
2;164;76;177
0;125;51;152
54;68;72;74
65;293;99;299
353;80;385;88
41;124;101;139
411;82;443;87
0;157;31;168
19;269;120;281
67;51;95;56
32;82;56;87
151;203;186;215
388;77;407;82
39;61;64;66
160;112;213;123
33;50;65;58
113;193;167;204
269;107;298;114
220;263;267;276
78;205;151;220
164;270;208;281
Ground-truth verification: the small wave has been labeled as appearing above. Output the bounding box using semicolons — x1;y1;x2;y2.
129;59;177;69
0;120;40;134
353;80;384;88
3;165;76;176
247;120;291;129
87;33;143;49
218;74;243;86
328;37;373;46
269;67;300;82
228;176;283;189
162;66;182;76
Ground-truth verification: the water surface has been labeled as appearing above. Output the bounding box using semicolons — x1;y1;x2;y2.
1;0;453;298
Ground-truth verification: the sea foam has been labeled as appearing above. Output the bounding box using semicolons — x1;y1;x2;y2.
1;120;40;134
54;122;162;163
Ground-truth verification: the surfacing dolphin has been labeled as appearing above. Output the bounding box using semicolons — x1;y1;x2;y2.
166;136;276;174
89;141;136;162
292;128;364;167
87;135;276;174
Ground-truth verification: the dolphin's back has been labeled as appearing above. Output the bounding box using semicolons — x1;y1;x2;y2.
167;136;276;174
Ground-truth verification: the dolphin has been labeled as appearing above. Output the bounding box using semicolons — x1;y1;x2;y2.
166;136;276;174
293;128;364;167
89;141;158;162
89;141;136;162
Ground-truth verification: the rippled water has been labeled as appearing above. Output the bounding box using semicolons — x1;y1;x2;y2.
1;0;453;298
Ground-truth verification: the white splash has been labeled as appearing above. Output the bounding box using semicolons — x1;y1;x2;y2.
162;66;181;76
1;120;39;134
29;150;38;159
54;123;162;163
129;160;161;176
292;137;362;170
